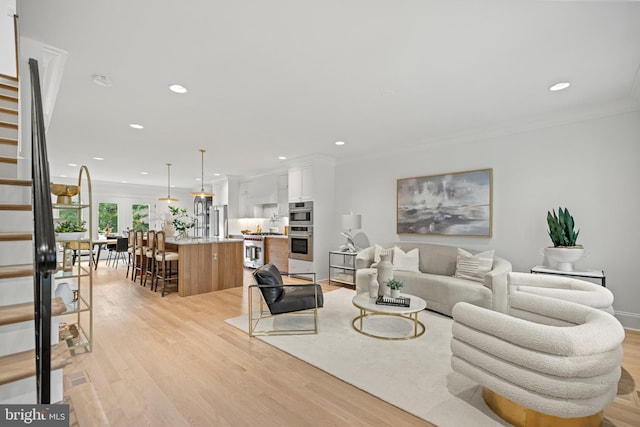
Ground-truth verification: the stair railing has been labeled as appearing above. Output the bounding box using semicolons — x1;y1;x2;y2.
29;58;58;404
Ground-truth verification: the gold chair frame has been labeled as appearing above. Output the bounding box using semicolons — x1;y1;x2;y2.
248;271;320;337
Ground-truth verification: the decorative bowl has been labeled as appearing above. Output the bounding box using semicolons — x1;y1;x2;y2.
50;184;79;204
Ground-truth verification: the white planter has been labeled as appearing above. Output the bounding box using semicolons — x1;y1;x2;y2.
390;288;400;298
544;247;585;272
55;232;86;240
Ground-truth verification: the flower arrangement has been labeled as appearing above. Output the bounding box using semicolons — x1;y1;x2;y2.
168;205;195;237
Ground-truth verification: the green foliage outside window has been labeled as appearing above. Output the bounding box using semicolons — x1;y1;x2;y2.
98;202;118;234
132;204;150;231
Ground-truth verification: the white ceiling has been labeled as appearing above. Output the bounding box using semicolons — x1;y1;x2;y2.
18;1;640;190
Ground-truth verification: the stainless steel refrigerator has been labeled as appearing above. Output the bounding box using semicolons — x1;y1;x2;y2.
210;205;228;238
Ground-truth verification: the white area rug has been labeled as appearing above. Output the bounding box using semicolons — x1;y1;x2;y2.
225;288;509;426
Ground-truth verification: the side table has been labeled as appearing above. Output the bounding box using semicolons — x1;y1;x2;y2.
530;265;606;287
329;250;357;287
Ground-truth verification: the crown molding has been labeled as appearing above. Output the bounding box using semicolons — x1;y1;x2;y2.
337;100;640;165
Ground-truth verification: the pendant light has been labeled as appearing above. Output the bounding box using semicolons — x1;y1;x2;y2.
158;163;179;203
190;148;214;198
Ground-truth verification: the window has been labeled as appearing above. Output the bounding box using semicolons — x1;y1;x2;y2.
98;202;118;234
132;204;149;231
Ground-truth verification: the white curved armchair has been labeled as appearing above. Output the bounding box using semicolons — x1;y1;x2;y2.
507;272;614;315
451;292;624;426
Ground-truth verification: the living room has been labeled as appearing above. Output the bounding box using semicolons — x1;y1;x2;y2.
2;1;640;425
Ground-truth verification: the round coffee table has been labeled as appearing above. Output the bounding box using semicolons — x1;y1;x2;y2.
351;293;426;340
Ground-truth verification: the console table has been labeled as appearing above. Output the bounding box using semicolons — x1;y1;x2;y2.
530;265;606;287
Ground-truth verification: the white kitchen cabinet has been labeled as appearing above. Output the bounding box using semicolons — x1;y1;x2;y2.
212;180;228;205
277;174;288;215
288;166;313;202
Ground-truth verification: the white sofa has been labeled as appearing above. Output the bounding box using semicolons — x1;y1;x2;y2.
451;292;624;423
354;242;512;316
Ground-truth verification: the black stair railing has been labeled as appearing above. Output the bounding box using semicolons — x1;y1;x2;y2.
29;58;58;404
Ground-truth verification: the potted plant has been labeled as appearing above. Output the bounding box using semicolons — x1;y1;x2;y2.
168;205;195;239
545;207;584;272
386;278;405;298
55;220;87;240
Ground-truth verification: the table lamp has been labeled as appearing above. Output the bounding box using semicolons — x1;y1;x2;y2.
340;213;362;252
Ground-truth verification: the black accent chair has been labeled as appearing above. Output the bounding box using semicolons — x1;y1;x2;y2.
249;264;324;336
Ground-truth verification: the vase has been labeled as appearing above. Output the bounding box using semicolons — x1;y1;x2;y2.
376;254;393;296
367;272;379;298
390;288;400;298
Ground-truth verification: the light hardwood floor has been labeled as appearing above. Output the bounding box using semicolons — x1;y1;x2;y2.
61;265;640;426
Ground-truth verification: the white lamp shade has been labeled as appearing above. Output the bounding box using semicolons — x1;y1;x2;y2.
341;214;362;230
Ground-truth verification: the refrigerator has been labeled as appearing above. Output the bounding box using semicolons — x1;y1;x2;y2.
210;205;229;238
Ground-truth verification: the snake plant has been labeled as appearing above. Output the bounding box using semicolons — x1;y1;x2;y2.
547;207;580;247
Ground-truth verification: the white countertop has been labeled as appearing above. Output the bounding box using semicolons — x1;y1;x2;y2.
166;237;244;245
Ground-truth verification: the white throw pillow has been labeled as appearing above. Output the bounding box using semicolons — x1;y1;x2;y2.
392;246;420;272
373;244;393;263
454;248;495;283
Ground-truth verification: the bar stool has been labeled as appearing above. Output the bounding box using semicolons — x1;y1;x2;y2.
143;230;156;288
133;230;145;284
154;231;179;296
126;229;135;279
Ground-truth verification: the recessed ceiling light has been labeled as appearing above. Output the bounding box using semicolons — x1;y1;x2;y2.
549;82;570;92
68;163;77;167
169;84;187;94
121;180;127;183
129;123;144;129
92;74;113;87
93;157;104;160
60;174;67;178
140;172;149;175
214;173;221;176
335;141;345;146
195;178;201;181
278;156;287;160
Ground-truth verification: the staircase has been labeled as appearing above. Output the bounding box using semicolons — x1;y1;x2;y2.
0;73;71;404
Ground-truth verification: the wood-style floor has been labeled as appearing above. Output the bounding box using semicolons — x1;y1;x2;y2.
61;264;640;426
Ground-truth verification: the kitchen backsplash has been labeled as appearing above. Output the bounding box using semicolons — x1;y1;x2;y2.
228;216;289;235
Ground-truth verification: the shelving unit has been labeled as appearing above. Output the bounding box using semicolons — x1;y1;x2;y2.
329;251;357;287
53;166;93;353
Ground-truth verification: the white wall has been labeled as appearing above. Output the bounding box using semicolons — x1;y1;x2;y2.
0;0;16;77
52;177;194;237
333;110;640;329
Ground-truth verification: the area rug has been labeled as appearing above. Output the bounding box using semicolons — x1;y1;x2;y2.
225;288;509;426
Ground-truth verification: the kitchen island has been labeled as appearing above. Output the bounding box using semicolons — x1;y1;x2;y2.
166;237;244;297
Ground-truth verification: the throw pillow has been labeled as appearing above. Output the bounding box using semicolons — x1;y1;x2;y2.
392;246;420;272
373;244;393;263
454;248;495;283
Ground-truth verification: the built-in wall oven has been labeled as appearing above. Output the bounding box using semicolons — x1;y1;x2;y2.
288;226;313;261
289;201;313;226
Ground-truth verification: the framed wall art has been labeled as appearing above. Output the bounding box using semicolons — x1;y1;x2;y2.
397;168;492;237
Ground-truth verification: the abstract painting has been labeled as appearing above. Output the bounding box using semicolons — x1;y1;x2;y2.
397;169;492;236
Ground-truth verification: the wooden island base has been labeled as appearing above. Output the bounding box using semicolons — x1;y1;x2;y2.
166;239;244;297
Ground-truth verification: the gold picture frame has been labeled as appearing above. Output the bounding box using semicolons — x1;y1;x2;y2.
397;168;492;237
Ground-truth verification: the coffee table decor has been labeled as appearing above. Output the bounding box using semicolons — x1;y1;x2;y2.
376;295;411;307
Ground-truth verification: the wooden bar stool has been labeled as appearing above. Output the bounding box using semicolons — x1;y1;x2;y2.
154;231;179;296
126;229;135;279
143;230;156;288
133;230;145;284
